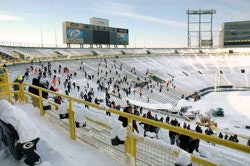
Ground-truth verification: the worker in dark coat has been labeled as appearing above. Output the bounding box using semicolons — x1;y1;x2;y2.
179;134;191;152
193;125;203;152
169;119;178;145
118;106;139;133
28;78;48;107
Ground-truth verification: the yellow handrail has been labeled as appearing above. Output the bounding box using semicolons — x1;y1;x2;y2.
5;81;250;154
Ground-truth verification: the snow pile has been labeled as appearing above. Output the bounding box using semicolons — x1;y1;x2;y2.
144;131;157;138
199;148;211;158
128;99;173;110
175;149;191;166
110;119;127;140
0;100;40;143
58;102;69;115
74;110;86;125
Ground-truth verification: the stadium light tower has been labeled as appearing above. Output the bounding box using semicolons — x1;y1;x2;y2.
186;9;216;48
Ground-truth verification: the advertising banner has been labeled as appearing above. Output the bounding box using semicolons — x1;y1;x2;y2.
66;22;84;29
90;17;109;27
117;32;129;45
66;28;84;44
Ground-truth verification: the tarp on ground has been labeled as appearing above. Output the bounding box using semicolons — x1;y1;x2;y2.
128;99;173;110
212;108;224;117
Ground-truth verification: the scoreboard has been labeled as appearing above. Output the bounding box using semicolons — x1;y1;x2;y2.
63;21;129;45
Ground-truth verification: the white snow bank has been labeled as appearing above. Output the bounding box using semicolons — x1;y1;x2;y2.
176;149;191;166
58;102;69;114
128;99;173;110
199;148;211;158
0;100;40;143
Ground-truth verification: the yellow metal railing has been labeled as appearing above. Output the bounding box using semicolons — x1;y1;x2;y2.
1;76;249;165
0;67;11;102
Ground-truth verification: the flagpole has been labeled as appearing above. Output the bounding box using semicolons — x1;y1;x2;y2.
55;28;58;47
40;27;43;47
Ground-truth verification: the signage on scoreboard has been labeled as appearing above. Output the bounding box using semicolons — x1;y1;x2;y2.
117;32;129;45
90;17;109;27
66;28;83;38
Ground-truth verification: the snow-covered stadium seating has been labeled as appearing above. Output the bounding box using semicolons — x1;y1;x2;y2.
1;46;250;107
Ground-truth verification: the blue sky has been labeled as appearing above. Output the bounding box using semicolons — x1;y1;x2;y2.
0;0;250;48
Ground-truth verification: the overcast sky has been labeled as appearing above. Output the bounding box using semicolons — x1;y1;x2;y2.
0;0;250;47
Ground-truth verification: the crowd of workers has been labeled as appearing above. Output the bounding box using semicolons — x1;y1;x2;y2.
6;58;249;153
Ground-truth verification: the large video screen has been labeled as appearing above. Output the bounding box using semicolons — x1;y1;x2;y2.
63;21;129;45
